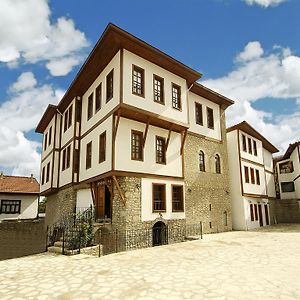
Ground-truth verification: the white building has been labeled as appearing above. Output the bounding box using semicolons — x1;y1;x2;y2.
227;121;279;230
0;174;39;221
36;23;234;236
275;142;300;200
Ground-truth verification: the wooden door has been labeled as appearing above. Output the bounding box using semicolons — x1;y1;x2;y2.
264;204;269;225
258;204;263;226
96;186;105;220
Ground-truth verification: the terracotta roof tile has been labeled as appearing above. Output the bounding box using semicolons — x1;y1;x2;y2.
0;175;40;194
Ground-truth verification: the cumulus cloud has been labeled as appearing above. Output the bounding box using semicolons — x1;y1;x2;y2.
0;0;89;76
202;41;300;153
243;0;287;7
0;72;62;178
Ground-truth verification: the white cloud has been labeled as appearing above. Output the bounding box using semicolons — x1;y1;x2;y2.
46;56;81;76
243;0;287;7
0;0;89;76
0;72;62;178
236;41;264;62
202;41;300;153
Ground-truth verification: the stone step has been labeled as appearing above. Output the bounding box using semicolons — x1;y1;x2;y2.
54;241;63;247
48;246;63;254
185;236;200;241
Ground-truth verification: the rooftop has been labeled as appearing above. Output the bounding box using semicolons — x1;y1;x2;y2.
0;174;40;194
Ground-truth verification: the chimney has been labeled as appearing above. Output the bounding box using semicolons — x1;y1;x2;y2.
0;172;3;179
30;174;34;182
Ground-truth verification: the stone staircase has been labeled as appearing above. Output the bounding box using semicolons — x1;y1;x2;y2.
47;236;78;255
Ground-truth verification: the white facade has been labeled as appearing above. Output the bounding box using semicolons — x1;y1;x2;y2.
227;124;277;230
0;194;38;221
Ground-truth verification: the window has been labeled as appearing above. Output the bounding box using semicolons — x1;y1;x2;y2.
153;75;164;104
46;162;50;183
48;127;52;146
253;140;257;156
281;182;295;193
207;107;214;129
62;145;71;171
131;131;143;161
99;131;106;163
172;83;181;110
209;222;212;229
153;184;166;212
199;151;205;172
223;211;228;226
86;142;92;169
106;70;114;102
209;204;212;211
87;93;93;120
250;168;255;184
215;154;221;174
44;133;48;151
156;136;166;164
244;166;249;183
279;161;294;174
132;65;144;96
42;167;45;185
256;169;260;185
95;83;102;112
254;204;258;221
248;138;252;154
172;185;184;212
250;204;254;221
242;135;247;152
64;105;73;132
195;103;203;125
0;200;21;214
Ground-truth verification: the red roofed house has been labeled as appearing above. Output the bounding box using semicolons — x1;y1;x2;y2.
0;173;39;221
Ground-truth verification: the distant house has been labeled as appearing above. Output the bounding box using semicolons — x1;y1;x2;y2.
0;173;39;221
274;142;300;200
227;121;279;230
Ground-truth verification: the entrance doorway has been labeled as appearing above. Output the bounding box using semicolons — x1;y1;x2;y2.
95;185;111;221
264;204;269;225
152;222;168;246
258;204;263;227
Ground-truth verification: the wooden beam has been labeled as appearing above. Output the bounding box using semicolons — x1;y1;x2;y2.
90;182;96;206
113;110;121;141
180;130;187;155
165;124;174;151
112;176;126;206
142;119;150;148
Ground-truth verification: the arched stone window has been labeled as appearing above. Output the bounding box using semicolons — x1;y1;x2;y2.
199;151;205;172
215;154;221;174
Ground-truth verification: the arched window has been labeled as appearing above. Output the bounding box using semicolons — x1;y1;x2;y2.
215;154;221;174
199;151;205;172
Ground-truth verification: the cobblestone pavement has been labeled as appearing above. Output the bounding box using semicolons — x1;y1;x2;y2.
0;224;300;300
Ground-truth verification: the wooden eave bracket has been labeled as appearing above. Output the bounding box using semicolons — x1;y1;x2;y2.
142;119;150;148
180;129;187;155
113;175;126;206
90;182;96;206
165;124;174;151
113;110;121;141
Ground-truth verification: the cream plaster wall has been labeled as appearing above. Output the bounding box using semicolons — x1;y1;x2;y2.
81;51;120;135
123;50;188;124
0;194;38;221
79;116;113;182
115;118;182;177
59;141;73;188
41;115;56;160
141;177;185;222
40;154;53;192
76;189;93;210
188;92;221;140
266;172;276;198
61;99;76;148
263;148;274;173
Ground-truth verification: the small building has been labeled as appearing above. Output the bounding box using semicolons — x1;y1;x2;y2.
227;121;279;230
275;142;300;200
0;173;39;221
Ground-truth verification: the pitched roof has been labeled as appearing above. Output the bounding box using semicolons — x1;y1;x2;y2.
280;141;300;161
0;175;40;194
226;121;279;154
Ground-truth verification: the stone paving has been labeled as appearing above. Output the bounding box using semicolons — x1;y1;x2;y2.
0;224;300;299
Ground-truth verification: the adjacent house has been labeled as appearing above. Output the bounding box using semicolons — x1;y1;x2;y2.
0;173;39;221
36;23;234;240
275;142;300;200
227;121;279;230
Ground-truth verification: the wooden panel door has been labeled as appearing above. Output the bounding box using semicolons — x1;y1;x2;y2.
264;204;269;225
96;186;105;220
258;204;263;227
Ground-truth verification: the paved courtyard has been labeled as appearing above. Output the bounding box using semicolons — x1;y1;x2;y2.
0;224;300;300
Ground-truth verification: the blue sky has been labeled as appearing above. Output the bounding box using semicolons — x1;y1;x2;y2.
0;0;299;178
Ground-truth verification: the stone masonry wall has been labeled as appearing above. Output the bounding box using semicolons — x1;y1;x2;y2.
45;186;77;228
269;199;300;224
184;109;232;233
